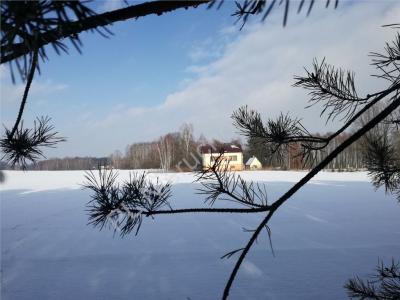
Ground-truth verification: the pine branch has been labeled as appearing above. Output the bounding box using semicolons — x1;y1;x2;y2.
84;168;269;236
1;1;113;81
222;95;400;299
362;129;400;199
0;116;66;169
231;0;338;29
370;32;400;85
196;153;269;208
294;58;366;122
1;1;210;64
0;45;66;169
345;259;400;299
233;82;400;167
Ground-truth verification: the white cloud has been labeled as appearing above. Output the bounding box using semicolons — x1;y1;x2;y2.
1;76;68;104
8;1;397;157
87;1;398;154
0;69;68;129
188;38;225;63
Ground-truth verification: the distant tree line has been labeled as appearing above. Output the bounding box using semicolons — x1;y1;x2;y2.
245;104;399;173
109;123;242;172
247;131;366;171
2;120;393;172
22;157;109;171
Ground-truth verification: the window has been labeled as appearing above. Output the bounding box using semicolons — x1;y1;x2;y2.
229;155;237;161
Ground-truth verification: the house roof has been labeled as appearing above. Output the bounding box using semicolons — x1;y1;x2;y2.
245;156;261;166
200;144;242;154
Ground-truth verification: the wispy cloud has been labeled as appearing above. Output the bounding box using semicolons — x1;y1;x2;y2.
9;2;397;157
0;67;68;131
1;78;68;104
84;2;397;156
186;24;239;70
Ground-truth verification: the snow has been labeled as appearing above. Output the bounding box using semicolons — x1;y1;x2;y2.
0;170;370;193
1;170;399;300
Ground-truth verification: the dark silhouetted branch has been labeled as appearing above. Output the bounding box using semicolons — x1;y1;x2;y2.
84;168;270;236
0;116;66;169
222;210;274;299
345;259;400;299
222;95;400;299
1;1;211;64
196;153;269;208
9;47;38;139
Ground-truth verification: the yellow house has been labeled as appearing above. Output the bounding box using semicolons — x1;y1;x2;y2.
200;144;244;171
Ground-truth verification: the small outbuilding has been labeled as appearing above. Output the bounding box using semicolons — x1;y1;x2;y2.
245;156;262;170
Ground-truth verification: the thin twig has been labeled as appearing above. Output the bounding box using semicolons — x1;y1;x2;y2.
144;206;268;216
9;47;38;139
222;95;400;299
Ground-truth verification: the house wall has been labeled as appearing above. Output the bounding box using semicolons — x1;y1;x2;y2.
202;152;244;171
249;160;262;170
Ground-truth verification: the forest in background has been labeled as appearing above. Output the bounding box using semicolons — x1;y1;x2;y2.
1;122;382;172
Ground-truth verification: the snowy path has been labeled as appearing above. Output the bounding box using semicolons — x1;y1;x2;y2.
1;171;399;299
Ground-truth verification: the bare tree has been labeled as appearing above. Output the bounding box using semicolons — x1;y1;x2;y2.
180;123;194;157
157;135;174;172
110;150;123;169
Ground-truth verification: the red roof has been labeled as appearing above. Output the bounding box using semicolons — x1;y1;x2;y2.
200;144;242;154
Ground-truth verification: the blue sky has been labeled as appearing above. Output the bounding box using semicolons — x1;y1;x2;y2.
1;0;399;157
38;2;234;107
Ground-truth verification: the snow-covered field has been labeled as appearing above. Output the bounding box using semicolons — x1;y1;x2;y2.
1;170;399;299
